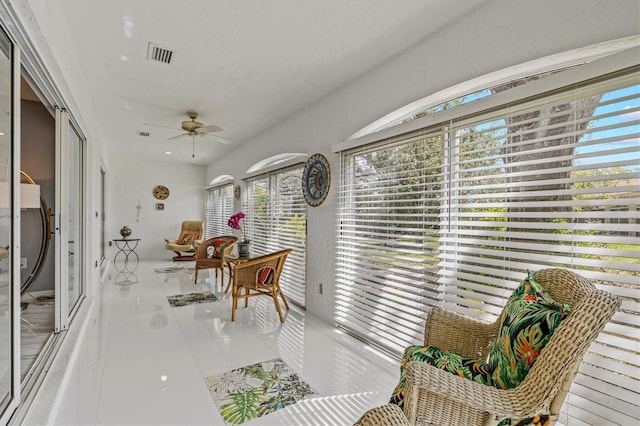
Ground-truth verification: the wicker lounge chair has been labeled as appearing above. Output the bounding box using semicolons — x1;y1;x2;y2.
354;268;621;426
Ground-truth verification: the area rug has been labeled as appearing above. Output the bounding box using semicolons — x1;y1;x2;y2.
154;266;195;273
205;358;317;425
166;291;218;307
154;266;186;273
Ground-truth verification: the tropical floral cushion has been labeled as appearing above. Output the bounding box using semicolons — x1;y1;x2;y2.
498;415;551;426
179;232;199;245
487;271;571;390
210;238;233;258
389;345;490;410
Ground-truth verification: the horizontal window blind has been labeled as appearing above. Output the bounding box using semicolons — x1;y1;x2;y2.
244;166;307;306
337;69;639;425
336;131;446;353
204;184;234;239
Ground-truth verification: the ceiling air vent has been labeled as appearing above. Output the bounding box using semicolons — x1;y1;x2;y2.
137;130;150;137
146;42;174;64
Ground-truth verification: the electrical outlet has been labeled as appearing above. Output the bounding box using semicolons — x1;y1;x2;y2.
20;258;27;269
319;283;324;295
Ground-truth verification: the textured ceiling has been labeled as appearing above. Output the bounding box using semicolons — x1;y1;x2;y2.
54;0;486;165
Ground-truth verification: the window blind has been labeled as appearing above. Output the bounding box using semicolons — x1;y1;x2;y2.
337;70;639;425
244;165;307;306
336;130;446;353
204;184;234;239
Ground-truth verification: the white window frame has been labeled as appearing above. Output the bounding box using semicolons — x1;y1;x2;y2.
204;182;235;239
243;163;307;307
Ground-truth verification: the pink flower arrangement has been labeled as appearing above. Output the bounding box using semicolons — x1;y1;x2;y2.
228;211;249;243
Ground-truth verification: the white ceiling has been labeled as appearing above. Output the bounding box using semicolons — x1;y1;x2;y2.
55;0;486;165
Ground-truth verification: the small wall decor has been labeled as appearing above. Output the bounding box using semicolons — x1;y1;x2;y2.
156;202;165;211
302;153;331;207
234;184;241;200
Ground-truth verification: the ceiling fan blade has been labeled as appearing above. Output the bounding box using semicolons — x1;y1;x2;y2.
143;122;182;131
197;124;223;133
201;133;233;144
168;133;189;140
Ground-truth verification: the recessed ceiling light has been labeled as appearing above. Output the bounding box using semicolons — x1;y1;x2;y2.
123;15;134;39
119;54;129;62
0;132;5;136
164;151;172;155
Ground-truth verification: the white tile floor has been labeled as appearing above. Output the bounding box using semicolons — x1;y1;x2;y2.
50;259;400;425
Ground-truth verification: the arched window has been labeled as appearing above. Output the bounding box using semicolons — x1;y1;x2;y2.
347;37;638;142
246;153;307;175
335;46;639;425
204;175;235;239
242;153;308;307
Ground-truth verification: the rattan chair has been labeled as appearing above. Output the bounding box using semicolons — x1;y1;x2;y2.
354;268;621;426
231;248;292;323
193;236;238;288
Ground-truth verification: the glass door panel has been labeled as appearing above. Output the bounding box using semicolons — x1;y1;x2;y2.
100;167;106;264
55;109;84;329
67;124;82;314
0;26;18;423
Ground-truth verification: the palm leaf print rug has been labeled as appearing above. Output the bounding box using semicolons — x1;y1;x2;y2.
205;358;317;425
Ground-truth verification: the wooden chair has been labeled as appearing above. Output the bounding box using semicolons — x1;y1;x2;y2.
193;236;238;288
231;249;292;323
354;268;621;426
164;220;204;261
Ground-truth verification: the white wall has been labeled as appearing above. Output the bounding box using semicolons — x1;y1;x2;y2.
108;157;206;260
205;0;640;322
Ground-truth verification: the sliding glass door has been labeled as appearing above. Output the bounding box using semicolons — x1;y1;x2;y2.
0;25;19;423
55;109;84;330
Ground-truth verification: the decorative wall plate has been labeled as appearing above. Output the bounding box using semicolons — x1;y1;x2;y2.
153;185;170;200
302;153;331;207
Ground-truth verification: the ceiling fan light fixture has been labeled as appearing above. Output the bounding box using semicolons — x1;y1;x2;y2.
143;111;232;158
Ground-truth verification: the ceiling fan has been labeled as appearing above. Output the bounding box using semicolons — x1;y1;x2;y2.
144;111;232;157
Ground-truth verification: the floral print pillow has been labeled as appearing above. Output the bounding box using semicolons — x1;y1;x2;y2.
389;345;490;410
179;232;199;245
211;238;233;258
487;271;571;390
389;271;571;426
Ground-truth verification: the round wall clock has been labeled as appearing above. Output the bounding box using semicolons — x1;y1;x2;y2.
302;153;331;207
153;185;170;200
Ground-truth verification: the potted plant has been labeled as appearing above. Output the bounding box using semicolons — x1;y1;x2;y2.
228;211;250;257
